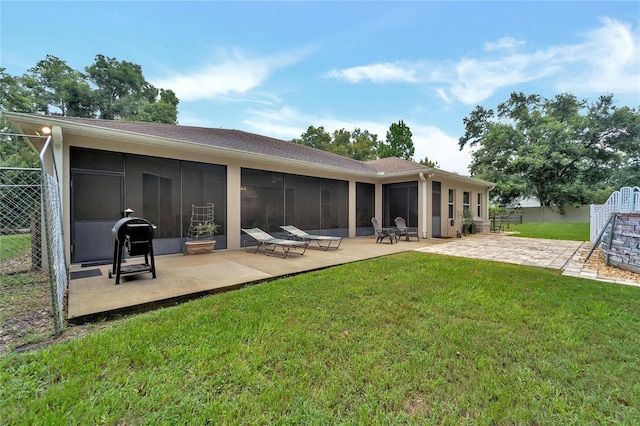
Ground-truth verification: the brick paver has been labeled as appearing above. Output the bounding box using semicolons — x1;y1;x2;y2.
415;233;640;288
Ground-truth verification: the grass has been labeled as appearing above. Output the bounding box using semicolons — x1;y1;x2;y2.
509;222;590;241
1;252;639;424
0;233;31;262
0;271;52;351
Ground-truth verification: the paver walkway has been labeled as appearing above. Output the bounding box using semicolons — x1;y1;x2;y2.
415;233;640;288
415;233;581;269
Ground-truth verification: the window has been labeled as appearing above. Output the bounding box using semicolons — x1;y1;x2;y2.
477;193;482;217
448;189;454;220
463;191;470;218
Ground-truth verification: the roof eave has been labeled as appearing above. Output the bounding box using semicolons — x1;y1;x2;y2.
2;112;381;177
374;168;493;187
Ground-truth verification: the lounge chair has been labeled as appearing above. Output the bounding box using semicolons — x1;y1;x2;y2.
371;217;397;244
280;225;343;250
394;217;420;241
241;227;309;258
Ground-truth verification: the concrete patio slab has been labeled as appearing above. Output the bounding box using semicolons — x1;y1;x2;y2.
67;236;433;320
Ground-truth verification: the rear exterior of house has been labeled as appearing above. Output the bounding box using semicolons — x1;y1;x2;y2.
5;112;494;265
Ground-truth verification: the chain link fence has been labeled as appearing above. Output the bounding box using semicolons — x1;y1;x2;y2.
0;167;42;275
1;133;67;335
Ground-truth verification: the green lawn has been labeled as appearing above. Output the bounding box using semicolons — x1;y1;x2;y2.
509;222;590;241
0;233;31;262
2;252;639;424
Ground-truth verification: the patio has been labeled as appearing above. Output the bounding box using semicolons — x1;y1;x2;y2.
68;236;442;320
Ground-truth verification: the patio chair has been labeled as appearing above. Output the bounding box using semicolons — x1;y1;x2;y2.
394;217;420;241
371;217;397;244
280;225;343;250
241;227;309;258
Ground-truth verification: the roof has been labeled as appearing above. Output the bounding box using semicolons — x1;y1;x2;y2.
366;157;428;174
3;112;492;186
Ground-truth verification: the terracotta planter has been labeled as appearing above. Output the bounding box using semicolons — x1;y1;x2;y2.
185;240;216;254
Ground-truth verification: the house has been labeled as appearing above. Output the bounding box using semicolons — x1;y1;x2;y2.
4;112;494;265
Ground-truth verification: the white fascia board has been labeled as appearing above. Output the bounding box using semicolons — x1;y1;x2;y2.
377;168;494;188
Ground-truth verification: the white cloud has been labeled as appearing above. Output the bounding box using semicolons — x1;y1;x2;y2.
152;47;308;102
445;56;558;105
326;62;421;84
327;18;640;104
243;106;313;140
559;17;640;93
484;37;526;52
410;123;471;175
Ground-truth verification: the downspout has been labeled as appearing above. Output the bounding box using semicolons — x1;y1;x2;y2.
419;172;428;239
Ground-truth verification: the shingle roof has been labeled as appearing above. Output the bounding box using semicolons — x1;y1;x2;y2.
11;114;489;182
37;115;404;174
365;157;429;174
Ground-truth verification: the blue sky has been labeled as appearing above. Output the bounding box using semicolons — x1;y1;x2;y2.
2;1;639;174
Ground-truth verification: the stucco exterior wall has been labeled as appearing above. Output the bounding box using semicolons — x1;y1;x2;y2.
4;112;493;262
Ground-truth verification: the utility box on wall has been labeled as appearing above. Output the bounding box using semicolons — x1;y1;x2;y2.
473;217;490;233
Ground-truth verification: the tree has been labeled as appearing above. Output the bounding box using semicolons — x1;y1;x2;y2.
1;54;180;124
419;156;439;168
0;68;38;114
606;105;640;187
350;128;378;161
137;88;179;124
291;125;332;151
27;55;96;117
378;120;415;160
292;126;379;160
86;54;158;121
331;128;352;158
459;92;640;211
0;69;40;167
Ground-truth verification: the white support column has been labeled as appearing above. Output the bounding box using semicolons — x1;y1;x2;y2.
349;180;356;238
227;165;242;249
419;172;428;239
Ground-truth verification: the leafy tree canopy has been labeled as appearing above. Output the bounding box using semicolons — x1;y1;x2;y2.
378;120;415;160
419;156;440;168
459;92;640;211
293;120;416;162
292;126;379;161
1;55;181;167
1;54;179;124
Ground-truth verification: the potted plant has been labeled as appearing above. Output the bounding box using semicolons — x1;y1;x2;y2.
185;221;218;254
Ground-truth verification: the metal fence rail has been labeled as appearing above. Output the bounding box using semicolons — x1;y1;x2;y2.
39;135;68;335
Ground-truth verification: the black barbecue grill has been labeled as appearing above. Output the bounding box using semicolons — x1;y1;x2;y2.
109;217;157;284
